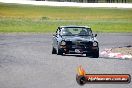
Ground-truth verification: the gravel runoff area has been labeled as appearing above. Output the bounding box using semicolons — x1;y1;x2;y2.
100;45;132;60
111;46;132;56
0;0;132;8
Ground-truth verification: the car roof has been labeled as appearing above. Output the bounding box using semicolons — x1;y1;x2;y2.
59;25;91;29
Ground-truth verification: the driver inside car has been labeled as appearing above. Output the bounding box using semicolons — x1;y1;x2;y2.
62;28;72;35
79;29;88;35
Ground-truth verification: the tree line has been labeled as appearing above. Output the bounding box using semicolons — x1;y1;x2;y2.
36;0;127;3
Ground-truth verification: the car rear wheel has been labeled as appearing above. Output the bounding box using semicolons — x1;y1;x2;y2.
52;47;57;54
92;50;99;58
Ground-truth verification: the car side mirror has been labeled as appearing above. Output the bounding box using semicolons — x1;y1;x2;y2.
95;34;97;37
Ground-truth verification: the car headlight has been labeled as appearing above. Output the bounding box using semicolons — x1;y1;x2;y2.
93;42;98;46
61;41;66;45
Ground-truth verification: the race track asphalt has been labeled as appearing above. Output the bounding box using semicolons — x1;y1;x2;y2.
0;33;132;88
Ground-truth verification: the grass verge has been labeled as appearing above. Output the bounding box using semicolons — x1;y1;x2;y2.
0;3;132;33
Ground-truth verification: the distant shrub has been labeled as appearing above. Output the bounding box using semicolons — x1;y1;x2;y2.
41;16;49;20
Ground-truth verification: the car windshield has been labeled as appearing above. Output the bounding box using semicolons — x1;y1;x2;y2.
60;27;92;36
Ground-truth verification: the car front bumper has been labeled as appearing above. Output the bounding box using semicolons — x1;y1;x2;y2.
59;45;99;54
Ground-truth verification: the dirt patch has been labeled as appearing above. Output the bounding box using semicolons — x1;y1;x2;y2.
111;46;132;56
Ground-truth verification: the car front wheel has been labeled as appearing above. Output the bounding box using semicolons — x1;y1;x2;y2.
86;53;90;57
52;47;57;54
57;48;63;55
92;50;99;58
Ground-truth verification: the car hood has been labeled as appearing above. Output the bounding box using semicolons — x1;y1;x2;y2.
62;36;94;42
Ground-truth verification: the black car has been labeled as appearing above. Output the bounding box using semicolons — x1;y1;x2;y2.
52;26;99;58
